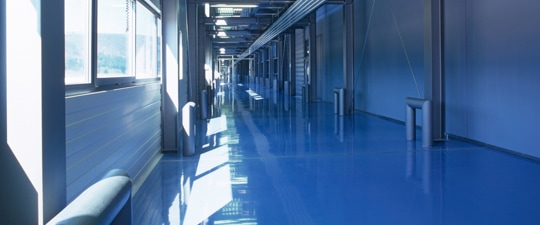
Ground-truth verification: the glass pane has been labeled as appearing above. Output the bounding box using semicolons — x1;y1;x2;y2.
65;0;91;84
157;19;162;78
136;3;158;78
149;0;161;9
97;0;134;78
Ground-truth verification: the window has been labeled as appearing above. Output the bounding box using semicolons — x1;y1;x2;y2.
65;0;161;89
136;2;161;79
97;0;135;79
65;0;91;84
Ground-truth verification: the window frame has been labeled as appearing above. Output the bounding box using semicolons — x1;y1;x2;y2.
134;1;162;84
135;1;162;80
65;0;162;95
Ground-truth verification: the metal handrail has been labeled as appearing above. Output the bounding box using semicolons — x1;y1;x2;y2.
47;169;132;225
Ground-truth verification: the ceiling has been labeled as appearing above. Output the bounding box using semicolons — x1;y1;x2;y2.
199;0;346;62
204;1;299;58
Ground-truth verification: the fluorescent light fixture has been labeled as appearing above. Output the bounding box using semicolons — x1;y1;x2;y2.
236;0;326;63
205;3;210;17
212;4;258;8
217;31;227;37
220;48;226;52
215;19;227;26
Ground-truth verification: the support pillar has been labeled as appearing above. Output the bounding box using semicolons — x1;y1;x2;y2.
277;36;284;92
231;55;236;84
162;0;179;152
198;13;207;119
187;2;199;104
424;0;444;140
289;30;296;96
344;1;355;114
308;12;317;102
3;1;66;223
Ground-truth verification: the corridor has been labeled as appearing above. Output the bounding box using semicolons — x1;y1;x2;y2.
133;82;540;225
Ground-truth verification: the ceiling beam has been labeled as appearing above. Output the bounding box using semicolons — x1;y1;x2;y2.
213;43;250;47
212;37;251;43
203;17;273;25
235;0;327;63
207;30;262;35
189;0;262;4
189;0;297;3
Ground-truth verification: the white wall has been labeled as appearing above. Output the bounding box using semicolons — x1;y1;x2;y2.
3;0;66;223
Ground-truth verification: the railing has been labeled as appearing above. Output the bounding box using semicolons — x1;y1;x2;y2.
47;169;132;225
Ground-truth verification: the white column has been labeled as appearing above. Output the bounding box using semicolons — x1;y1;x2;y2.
4;0;66;223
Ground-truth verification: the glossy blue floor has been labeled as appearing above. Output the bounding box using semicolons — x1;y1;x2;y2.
133;82;540;225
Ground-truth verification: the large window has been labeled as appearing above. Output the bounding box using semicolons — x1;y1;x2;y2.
65;0;91;84
65;0;161;87
136;2;161;79
97;0;134;79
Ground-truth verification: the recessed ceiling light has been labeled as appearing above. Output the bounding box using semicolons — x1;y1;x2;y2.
212;4;258;8
215;20;227;26
205;3;210;17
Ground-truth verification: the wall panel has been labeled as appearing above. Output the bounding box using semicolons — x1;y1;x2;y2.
316;4;344;102
65;83;162;202
353;0;424;121
445;0;540;157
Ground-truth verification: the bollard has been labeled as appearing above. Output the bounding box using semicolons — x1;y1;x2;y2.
406;97;433;147
302;85;308;102
333;88;345;116
201;90;208;119
333;89;339;114
338;88;344;116
183;102;196;156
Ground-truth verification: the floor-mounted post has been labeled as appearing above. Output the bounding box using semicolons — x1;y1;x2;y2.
406;97;433;147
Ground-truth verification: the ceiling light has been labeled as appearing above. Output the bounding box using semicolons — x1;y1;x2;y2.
215;20;227;26
205;3;210;17
217;32;227;37
236;0;326;62
212;4;258;8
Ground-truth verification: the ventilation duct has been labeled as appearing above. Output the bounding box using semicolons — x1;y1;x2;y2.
235;0;326;63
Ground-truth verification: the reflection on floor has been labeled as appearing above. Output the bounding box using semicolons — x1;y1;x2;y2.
133;82;540;225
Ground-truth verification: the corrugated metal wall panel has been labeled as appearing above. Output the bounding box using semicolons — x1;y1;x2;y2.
445;0;540;158
65;83;162;202
295;29;305;97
